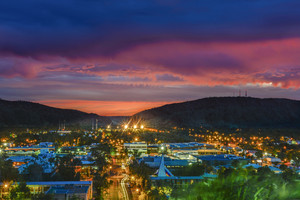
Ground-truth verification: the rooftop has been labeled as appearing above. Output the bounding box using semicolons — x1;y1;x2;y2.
46;185;89;195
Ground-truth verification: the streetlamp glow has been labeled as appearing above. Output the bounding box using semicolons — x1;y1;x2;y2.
140;125;144;129
124;124;128;129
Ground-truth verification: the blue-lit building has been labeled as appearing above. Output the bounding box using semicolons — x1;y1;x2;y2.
194;154;249;166
138;155;189;168
150;155;217;187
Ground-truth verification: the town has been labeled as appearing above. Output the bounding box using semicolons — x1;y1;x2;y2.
0;122;299;199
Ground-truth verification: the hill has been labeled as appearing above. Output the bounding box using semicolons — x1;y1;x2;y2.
0;99;110;128
134;97;300;128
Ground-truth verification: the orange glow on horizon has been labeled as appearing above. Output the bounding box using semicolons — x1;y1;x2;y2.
38;100;172;116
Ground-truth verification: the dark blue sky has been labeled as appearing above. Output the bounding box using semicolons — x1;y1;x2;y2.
1;0;300;115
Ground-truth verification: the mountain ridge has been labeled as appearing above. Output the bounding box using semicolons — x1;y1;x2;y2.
0;99;110;128
133;97;300;128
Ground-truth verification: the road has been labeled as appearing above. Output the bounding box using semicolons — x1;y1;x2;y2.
121;174;130;200
104;163;132;200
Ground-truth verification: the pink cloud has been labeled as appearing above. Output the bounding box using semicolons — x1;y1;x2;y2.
2;38;300;88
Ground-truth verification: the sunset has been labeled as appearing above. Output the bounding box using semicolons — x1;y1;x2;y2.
0;1;299;200
1;1;300;115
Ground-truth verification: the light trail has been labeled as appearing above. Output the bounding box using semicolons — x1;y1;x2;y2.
121;174;129;200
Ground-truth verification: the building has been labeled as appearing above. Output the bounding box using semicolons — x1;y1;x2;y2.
197;148;222;156
147;144;159;153
150;155;217;187
124;142;147;154
0;181;93;199
46;185;91;200
6;156;31;168
263;156;281;165
164;142;214;152
139;155;189;168
194;154;249;166
243;164;282;174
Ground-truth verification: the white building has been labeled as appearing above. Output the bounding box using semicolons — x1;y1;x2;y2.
124;142;147;154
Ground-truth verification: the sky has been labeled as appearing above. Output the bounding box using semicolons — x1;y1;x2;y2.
1;0;300;116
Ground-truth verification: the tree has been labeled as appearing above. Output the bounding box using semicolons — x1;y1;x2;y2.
148;188;168;200
291;151;300;168
172;163;209;176
69;195;83;200
231;159;241;168
255;150;263;159
9;182;31;200
24;163;44;181
31;193;53;200
280;168;297;183
54;154;81;181
129;160;155;190
171;167;300;200
131;149;142;159
0;154;19;182
279;164;287;171
89;141;113;198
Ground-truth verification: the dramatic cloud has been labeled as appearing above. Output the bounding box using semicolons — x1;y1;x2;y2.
1;0;300;115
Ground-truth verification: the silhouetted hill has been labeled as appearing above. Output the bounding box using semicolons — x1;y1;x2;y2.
134;97;300;128
0;99;110;128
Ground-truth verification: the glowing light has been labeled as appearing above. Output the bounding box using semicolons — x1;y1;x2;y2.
133;125;137;129
124;124;128;129
140;125;144;129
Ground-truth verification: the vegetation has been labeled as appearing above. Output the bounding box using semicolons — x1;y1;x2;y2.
172;163;212;176
0;153;18;182
89;140;114;199
129;160;155;190
31;193;53;200
53;154;82;181
9;182;31;200
170;166;300;200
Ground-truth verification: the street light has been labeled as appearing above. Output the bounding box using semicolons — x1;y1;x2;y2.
133;125;137;129
140;125;144;129
124;125;128;129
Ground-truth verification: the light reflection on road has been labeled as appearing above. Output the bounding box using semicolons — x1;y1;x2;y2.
121;174;129;200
